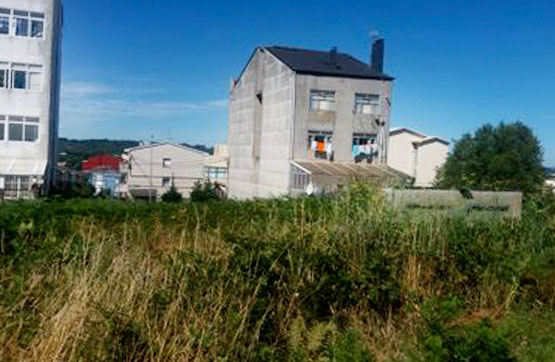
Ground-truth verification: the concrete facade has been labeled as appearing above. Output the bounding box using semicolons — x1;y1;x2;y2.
0;0;62;199
228;46;393;199
121;142;209;200
387;128;449;187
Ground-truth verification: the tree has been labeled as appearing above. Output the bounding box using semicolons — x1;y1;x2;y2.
161;186;183;203
436;122;545;194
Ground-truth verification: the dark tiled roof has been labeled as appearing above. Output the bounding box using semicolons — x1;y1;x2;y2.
265;46;394;81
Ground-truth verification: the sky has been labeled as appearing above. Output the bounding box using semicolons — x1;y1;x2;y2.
61;0;555;165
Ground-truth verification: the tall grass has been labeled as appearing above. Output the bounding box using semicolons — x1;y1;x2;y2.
1;184;555;361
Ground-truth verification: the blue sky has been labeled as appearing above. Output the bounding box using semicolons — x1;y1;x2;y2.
61;0;555;165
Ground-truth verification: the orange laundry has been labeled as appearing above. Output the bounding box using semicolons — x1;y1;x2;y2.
317;141;325;152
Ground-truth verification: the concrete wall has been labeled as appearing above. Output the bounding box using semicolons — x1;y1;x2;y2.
293;75;393;163
415;141;448;187
228;49;295;199
388;132;421;177
0;0;62;189
124;143;208;198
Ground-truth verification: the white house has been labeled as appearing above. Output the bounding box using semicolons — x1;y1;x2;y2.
0;0;63;199
204;144;228;186
388;127;449;187
121;142;209;200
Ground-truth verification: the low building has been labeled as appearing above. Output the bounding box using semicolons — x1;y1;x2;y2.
204;144;229;186
81;154;123;197
387;127;449;187
121;142;209;200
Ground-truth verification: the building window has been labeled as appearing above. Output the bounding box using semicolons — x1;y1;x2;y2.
290;164;311;191
0;115;5;140
1;63;43;91
162;177;171;187
354;93;380;115
205;167;228;181
0;8;44;38
162;158;171;168
6;115;39;142
353;133;377;163
0;9;9;35
310;90;335;112
8;123;23;141
14;10;44;38
307;130;333;160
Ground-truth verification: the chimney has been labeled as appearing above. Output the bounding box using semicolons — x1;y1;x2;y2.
371;38;385;73
330;46;338;66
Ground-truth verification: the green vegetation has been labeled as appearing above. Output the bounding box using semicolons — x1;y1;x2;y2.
1;184;555;361
436;122;545;194
161;186;184;203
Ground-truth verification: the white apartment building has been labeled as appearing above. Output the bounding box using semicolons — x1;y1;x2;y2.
388;127;449;187
0;0;63;199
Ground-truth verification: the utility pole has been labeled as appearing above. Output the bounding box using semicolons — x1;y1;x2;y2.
149;134;154;203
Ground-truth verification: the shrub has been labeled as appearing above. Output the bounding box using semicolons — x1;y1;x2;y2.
161;186;183;203
412;297;516;362
190;181;222;202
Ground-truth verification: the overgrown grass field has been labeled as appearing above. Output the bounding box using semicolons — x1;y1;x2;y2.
1;185;555;361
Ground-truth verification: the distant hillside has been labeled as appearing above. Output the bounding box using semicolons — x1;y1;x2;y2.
58;138;214;170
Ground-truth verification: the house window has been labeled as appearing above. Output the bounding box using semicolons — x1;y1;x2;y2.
205;167;228;181
6;115;39;142
353;133;377;163
310;90;335;112
307;130;333;160
162;177;171;187
162;158;171;168
290;164;311;191
354;93;380;115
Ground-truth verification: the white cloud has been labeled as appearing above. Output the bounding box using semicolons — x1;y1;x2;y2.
61;81;228;125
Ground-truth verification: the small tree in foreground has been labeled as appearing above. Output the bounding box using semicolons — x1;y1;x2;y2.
436;122;545;194
190;181;223;202
161;186;183;203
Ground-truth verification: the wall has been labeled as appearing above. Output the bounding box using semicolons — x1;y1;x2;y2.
292;75;393;163
0;0;62;188
388;132;422;177
125;144;208;198
415;141;448;187
227;49;295;199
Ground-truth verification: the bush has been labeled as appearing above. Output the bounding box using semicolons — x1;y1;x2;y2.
190;181;223;202
413;297;516;362
161;186;183;203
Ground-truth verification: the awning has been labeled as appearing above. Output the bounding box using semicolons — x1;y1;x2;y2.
0;159;48;176
292;160;412;188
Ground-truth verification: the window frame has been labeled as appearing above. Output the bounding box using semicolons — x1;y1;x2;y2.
1;62;43;92
354;93;380;115
0;8;45;39
309;90;336;112
4;115;39;143
162;158;172;168
161;177;171;187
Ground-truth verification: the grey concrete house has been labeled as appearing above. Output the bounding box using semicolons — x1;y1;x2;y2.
228;39;403;199
121;142;209;200
0;0;63;199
